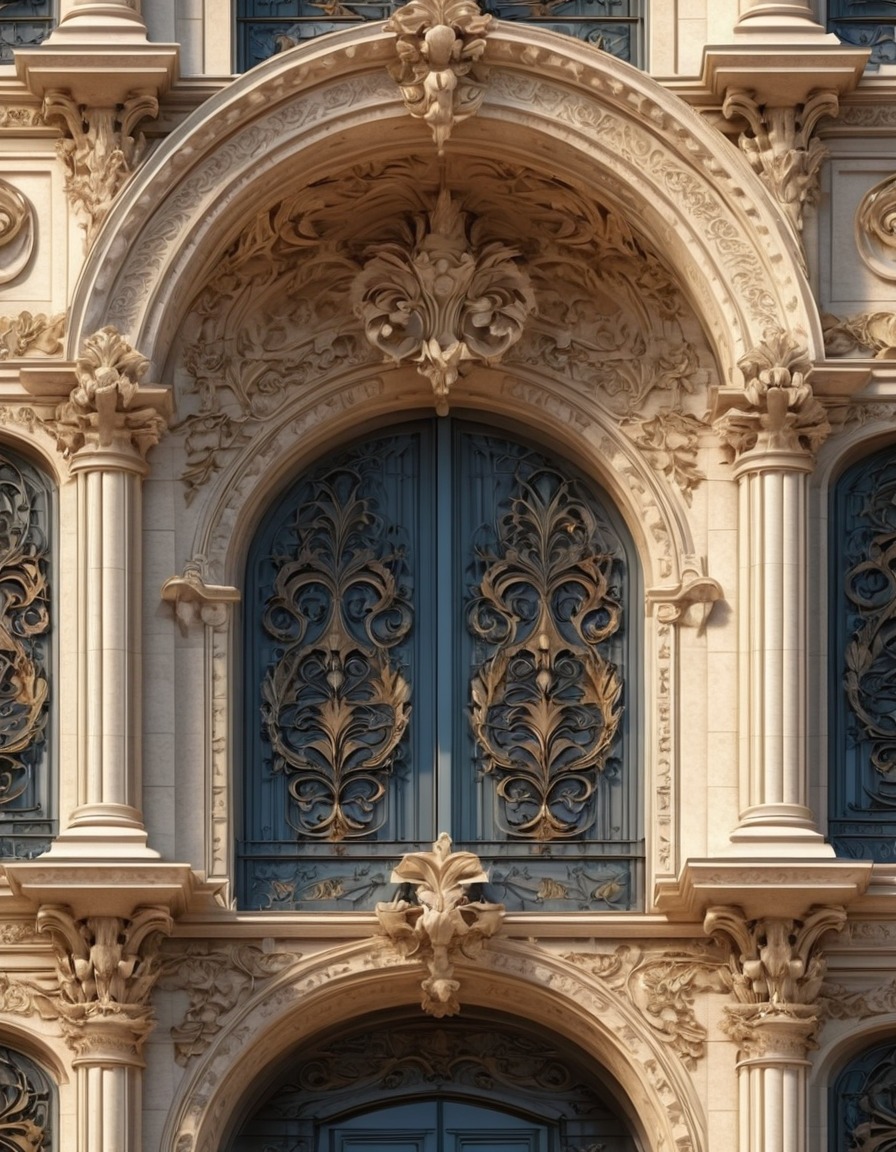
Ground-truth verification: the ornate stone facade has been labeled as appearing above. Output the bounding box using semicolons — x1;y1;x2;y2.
0;4;889;1152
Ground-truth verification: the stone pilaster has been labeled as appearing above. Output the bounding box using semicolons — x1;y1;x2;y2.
713;329;831;853
41;326;170;858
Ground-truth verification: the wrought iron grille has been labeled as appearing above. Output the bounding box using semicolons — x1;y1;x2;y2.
0;453;54;860
828;1;896;70
831;446;896;861
831;1040;896;1152
241;419;641;912
235;0;643;71
0;1;54;64
0;1044;53;1151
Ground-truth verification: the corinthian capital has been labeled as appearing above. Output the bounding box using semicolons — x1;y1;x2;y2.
49;326;169;466
722;88;838;258
36;905;172;1062
714;328;829;458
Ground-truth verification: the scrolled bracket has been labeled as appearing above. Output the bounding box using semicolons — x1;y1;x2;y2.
161;566;240;634
647;557;723;633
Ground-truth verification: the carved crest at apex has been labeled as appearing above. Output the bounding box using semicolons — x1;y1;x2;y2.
386;0;495;155
376;834;504;1017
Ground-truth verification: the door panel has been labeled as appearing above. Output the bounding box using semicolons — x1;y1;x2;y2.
326;1100;547;1152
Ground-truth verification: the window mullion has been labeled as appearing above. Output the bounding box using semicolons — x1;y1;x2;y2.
434;418;455;840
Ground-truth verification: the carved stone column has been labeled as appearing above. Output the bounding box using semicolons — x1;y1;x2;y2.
714;330;831;853
41;327;170;858
734;2;830;33
38;904;171;1152
706;905;844;1152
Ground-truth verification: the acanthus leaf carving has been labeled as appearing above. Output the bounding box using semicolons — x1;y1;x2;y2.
352;187;535;414
376;833;504;1017
823;310;896;359
43;89;158;248
0;312;65;360
48;325;169;464
158;941;296;1065
621;409;706;504
714;327;829;458
35;905;173;1061
820;977;896;1020
563;943;729;1068
721;88;838;261
385;0;495;154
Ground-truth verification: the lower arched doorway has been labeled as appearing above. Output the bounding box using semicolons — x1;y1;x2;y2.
226;1011;641;1151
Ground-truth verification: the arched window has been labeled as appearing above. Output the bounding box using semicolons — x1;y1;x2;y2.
0;1044;55;1148
0;449;54;860
831;1039;896;1151
830;446;896;861
235;0;644;72
0;1;55;62
240;418;641;911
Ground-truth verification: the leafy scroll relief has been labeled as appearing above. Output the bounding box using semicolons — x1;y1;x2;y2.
352;189;535;415
468;463;623;840
844;455;896;790
261;466;413;841
0;460;49;814
376;833;504;1017
386;0;495;155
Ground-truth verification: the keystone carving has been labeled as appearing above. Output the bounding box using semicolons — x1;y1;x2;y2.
385;0;494;154
36;905;172;1062
706;905;846;1059
376;833;504;1017
158;942;296;1064
722;88;838;259
353;188;535;414
0;182;34;286
49;326;168;463
714;328;829;458
43;90;158;247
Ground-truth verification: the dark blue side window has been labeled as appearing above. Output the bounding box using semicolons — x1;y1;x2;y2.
235;0;643;71
239;418;642;911
831;446;896;860
831;1040;896;1150
828;2;896;70
0;0;54;64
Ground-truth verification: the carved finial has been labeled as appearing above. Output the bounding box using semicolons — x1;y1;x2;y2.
36;906;172;1062
43;90;158;248
353;189;535;414
722;88;838;263
49;326;169;464
714;328;829;458
376;834;504;1017
386;0;494;154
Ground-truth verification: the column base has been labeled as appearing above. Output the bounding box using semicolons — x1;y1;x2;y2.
42;804;160;861
726;803;835;858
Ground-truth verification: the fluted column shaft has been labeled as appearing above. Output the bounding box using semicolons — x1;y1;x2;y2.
733;450;817;835
732;1014;817;1152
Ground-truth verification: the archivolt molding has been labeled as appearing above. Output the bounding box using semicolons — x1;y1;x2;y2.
68;25;819;381
163;939;708;1152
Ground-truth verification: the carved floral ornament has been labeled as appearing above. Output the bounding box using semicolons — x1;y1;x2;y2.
856;173;896;282
0;182;34;287
376;834;504;1018
173;156;710;500
714;327;829;459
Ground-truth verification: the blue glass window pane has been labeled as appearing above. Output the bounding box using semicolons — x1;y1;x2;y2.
0;0;54;64
828;1;896;70
830;446;896;861
240;418;641;912
236;0;643;70
831;1041;896;1152
0;1045;54;1150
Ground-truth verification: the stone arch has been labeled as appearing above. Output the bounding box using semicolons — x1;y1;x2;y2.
69;23;817;382
164;939;707;1152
